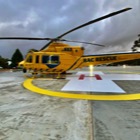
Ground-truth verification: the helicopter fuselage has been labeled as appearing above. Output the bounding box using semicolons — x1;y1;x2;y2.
19;43;140;74
19;42;84;74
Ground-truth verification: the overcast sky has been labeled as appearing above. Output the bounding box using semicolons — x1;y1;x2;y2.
0;0;140;58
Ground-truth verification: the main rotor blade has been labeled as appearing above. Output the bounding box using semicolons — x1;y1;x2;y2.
60;39;105;47
0;37;53;40
41;7;131;50
0;37;105;47
58;8;132;38
0;37;104;47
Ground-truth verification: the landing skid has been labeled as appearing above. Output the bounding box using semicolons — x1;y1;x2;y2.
24;72;67;79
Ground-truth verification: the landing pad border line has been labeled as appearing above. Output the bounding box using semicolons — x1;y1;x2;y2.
23;79;140;101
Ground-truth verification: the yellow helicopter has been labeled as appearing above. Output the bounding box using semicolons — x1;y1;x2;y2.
1;7;140;77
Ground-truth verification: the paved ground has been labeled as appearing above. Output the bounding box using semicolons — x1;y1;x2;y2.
93;100;140;140
93;66;140;140
0;66;140;140
0;70;92;140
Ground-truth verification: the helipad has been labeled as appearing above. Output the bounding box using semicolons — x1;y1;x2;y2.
23;71;140;101
62;71;140;92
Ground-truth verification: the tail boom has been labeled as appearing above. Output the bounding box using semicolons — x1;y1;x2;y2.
70;52;140;69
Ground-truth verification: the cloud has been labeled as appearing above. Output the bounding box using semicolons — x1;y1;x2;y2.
0;0;139;58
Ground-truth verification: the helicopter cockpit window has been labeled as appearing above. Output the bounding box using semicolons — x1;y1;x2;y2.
26;55;32;63
51;55;59;64
42;55;59;64
42;55;49;63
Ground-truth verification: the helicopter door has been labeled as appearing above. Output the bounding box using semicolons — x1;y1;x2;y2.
42;55;60;68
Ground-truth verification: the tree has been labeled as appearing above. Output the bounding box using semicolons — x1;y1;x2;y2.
11;49;23;68
0;56;9;68
131;35;140;52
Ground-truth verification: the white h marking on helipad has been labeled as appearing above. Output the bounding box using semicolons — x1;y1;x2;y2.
61;71;128;93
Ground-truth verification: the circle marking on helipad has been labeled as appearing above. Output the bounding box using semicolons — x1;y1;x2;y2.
23;78;140;101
